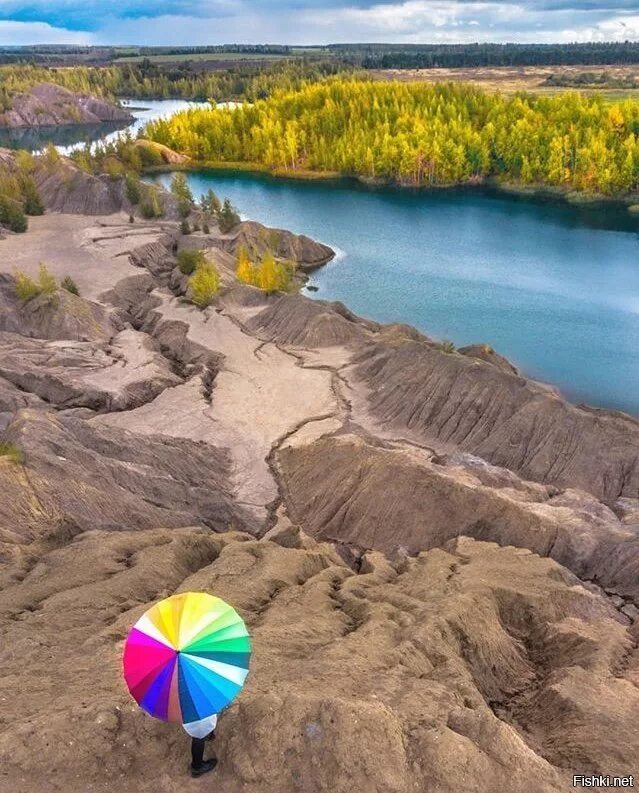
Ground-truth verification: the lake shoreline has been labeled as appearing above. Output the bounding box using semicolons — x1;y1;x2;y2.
149;165;639;415
143;158;639;219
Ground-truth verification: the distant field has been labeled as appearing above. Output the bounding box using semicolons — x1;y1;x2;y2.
115;52;293;64
372;65;639;99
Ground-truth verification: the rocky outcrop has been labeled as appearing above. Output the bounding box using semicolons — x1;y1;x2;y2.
0;409;254;559
0;272;118;341
240;291;639;503
247;294;373;348
216;220;335;270
0;328;183;412
351;332;639;501
34;155;132;215
0;83;133;128
133;139;189;165
458;342;519;374
276;433;639;600
0;147;182;218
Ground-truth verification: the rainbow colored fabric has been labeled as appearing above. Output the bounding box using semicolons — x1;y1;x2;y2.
122;592;251;724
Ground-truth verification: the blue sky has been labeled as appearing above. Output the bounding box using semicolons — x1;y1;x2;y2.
0;0;637;46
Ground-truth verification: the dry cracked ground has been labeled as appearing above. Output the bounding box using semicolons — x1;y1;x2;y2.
0;158;637;793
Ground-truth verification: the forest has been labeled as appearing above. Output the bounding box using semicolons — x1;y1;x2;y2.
0;60;346;105
4;42;639;69
331;42;639;69
144;78;639;196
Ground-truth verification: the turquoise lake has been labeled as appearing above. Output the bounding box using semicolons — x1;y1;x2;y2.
154;171;639;416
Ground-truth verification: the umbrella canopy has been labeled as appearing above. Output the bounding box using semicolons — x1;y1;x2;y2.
122;592;251;724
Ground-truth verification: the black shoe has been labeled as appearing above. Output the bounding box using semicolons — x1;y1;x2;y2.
191;758;218;778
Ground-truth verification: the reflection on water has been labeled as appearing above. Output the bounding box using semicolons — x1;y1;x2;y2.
0;120;131;152
0;98;211;154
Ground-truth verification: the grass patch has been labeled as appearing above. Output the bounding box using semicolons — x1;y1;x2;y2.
115;52;291;64
440;340;456;354
0;441;24;464
14;263;57;301
61;275;80;295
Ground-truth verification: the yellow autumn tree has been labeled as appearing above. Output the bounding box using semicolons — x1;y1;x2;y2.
236;245;255;285
256;251;279;292
189;262;220;308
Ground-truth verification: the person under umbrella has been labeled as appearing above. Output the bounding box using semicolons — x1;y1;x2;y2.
122;591;251;778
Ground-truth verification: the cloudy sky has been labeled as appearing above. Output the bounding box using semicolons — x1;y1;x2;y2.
0;0;637;46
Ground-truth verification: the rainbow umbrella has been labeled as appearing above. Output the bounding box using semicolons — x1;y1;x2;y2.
122;592;251;724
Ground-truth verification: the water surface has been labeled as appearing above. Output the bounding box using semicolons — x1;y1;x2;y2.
0;98;210;154
154;170;639;416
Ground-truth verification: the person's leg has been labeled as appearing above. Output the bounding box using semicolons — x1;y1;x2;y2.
191;738;205;769
190;737;217;777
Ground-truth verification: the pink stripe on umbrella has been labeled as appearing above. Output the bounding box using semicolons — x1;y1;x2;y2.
123;628;176;693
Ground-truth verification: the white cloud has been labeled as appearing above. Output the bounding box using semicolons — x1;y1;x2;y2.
0;19;91;44
1;0;637;46
593;14;639;39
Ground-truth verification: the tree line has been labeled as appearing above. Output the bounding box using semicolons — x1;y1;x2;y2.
0;60;347;105
144;78;639;196
330;42;639;69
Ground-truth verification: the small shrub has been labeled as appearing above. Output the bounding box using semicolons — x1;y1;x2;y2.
440;340;456;354
189;262;220;308
170;172;193;205
0;195;28;233
43;144;60;169
0;441;23;464
201;189;221;215
61;275;79;295
21;177;44;216
140;186;164;219
37;263;57;295
129;214;135;224
202;221;210;234
177;248;206;275
14;263;57;301
15;149;35;174
217;198;240;233
14;270;40;301
125;172;141;205
180;218;191;235
104;158;125;180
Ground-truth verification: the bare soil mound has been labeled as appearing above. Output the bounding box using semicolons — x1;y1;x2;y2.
247;294;372;348
353;336;639;500
0;528;636;793
217;220;335;270
277;433;639;601
0;83;133;128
